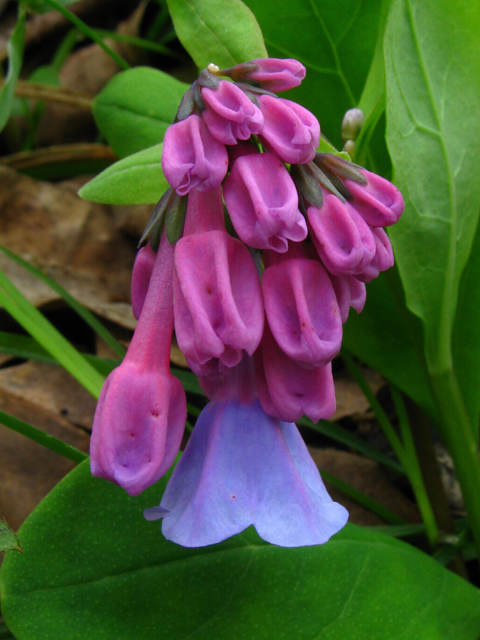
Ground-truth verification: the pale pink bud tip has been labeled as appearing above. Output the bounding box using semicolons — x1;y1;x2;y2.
162;115;228;196
248;58;306;92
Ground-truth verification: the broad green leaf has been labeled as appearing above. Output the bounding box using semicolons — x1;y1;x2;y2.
0;521;21;554
385;0;480;379
0;8;26;132
166;0;267;70
93;68;189;158
243;0;382;147
2;461;480;640
79;144;167;205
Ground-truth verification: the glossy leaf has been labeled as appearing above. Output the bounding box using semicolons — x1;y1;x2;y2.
2;461;480;640
79;144;168;205
243;0;382;147
385;0;480;381
166;0;267;70
0;8;25;133
93;68;189;158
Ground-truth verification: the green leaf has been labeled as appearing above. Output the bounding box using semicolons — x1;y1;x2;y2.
0;521;21;554
93;68;189;158
385;0;480;381
20;0;77;13
0;8;26;133
243;0;383;147
166;0;267;70
0;270;104;398
0;619;16;640
2;461;480;640
79;144;168;205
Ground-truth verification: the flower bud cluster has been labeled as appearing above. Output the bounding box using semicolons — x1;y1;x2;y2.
90;58;404;548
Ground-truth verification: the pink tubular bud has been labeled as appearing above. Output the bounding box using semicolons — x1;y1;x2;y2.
90;234;186;496
258;96;320;164
329;273;366;323
131;244;156;320
262;253;342;367
173;229;264;378
162;115;228;196
201;80;264;145
344;169;404;227
307;192;376;276
245;58;306;92
255;322;336;423
223;152;307;252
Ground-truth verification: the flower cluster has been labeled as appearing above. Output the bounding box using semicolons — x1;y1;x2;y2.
90;58;404;548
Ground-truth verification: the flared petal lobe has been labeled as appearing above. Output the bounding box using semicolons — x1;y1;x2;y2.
173;229;264;377
201;80;264;145
259;96;320;164
344;168;404;227
262;256;342;367
162;115;228;195
223;152;307;252
145;399;348;547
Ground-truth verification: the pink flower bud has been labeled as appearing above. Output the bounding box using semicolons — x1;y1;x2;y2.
258;96;320;164
245;58;306;92
355;227;394;283
262;253;342;367
344;169;404;227
223;152;307;252
173;229;264;378
201;80;264;145
131;244;156;320
307;192;376;276
162;115;228;195
90;234;186;496
329;273;366;322
255;322;336;423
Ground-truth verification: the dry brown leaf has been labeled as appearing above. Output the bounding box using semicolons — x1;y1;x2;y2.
332;366;384;421
309;447;420;526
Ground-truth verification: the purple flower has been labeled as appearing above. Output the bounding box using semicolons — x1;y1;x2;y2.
131;244;155;320
162;115;228;195
355;227;395;283
329;273;366;323
201;80;264;145
307;191;376;276
344;168;404;227
244;58;306;92
90;234;186;496
223;152;307;252
145;396;347;547
255;322;336;423
262;248;342;367
258;96;320;164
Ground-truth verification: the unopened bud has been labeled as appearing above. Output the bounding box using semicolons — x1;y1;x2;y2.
317;153;367;186
207;63;220;74
343;139;355;158
341;108;364;143
290;164;323;208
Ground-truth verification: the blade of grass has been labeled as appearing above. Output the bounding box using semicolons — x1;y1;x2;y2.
0;246;126;358
367;522;426;538
92;29;183;59
0;409;87;464
0;270;104;398
298;415;404;475
40;0;130;71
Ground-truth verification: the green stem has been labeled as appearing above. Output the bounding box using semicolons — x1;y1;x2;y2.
42;0;130;71
391;387;440;547
0;410;87;464
430;369;480;559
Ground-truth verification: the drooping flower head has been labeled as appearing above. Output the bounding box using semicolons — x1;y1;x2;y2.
90;56;404;549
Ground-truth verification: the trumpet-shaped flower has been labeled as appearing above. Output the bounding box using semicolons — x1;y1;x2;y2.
243;58;306;92
201;80;264;145
224;152;307;252
344;168;404;227
90;234;186;496
162;115;228;195
144;359;347;547
259;96;320;164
